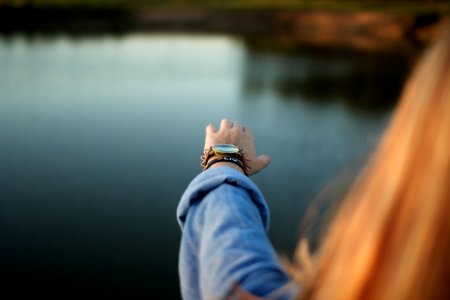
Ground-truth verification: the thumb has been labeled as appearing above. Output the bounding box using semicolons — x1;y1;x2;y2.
248;155;272;175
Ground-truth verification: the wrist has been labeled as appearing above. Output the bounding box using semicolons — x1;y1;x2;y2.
204;156;247;175
208;161;245;174
201;144;249;175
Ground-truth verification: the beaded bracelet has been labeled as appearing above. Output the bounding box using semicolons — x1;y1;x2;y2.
204;156;247;175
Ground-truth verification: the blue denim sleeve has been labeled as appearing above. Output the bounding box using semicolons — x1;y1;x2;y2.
177;167;299;300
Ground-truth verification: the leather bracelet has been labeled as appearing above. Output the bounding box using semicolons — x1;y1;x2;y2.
200;145;244;169
204;156;247;175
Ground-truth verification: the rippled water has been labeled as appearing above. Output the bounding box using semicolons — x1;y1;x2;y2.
0;33;409;298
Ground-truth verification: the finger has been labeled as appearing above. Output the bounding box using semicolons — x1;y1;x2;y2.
220;118;233;130
206;124;217;134
232;120;244;131
242;125;253;133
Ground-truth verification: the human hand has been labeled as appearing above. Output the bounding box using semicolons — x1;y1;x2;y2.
204;118;271;176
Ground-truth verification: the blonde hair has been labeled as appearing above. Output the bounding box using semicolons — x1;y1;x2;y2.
296;26;450;300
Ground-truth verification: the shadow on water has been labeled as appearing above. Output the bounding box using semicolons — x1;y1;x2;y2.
241;38;416;114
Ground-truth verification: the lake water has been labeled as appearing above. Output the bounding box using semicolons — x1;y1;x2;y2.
0;33;410;298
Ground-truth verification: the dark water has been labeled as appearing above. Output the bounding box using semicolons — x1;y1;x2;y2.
0;33;411;298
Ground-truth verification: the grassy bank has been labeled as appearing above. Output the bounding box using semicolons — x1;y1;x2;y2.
1;0;449;14
1;0;448;51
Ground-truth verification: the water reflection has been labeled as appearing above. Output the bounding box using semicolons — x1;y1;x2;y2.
242;39;414;113
0;33;413;299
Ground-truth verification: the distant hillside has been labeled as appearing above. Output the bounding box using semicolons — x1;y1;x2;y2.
0;0;449;14
1;0;449;53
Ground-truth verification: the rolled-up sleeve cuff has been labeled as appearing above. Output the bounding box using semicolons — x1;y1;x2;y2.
177;166;270;232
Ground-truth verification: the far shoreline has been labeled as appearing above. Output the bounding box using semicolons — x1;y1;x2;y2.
1;5;449;52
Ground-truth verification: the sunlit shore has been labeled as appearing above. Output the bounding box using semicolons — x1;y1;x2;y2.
1;2;450;52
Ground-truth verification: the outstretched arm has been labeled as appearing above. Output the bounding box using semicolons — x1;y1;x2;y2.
177;119;299;299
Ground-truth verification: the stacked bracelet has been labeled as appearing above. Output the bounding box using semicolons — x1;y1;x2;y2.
200;144;251;175
204;156;247;174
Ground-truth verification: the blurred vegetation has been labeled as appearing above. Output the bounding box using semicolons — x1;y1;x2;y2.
0;0;449;14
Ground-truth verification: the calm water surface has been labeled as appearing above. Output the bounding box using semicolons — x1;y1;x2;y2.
0;33;408;298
